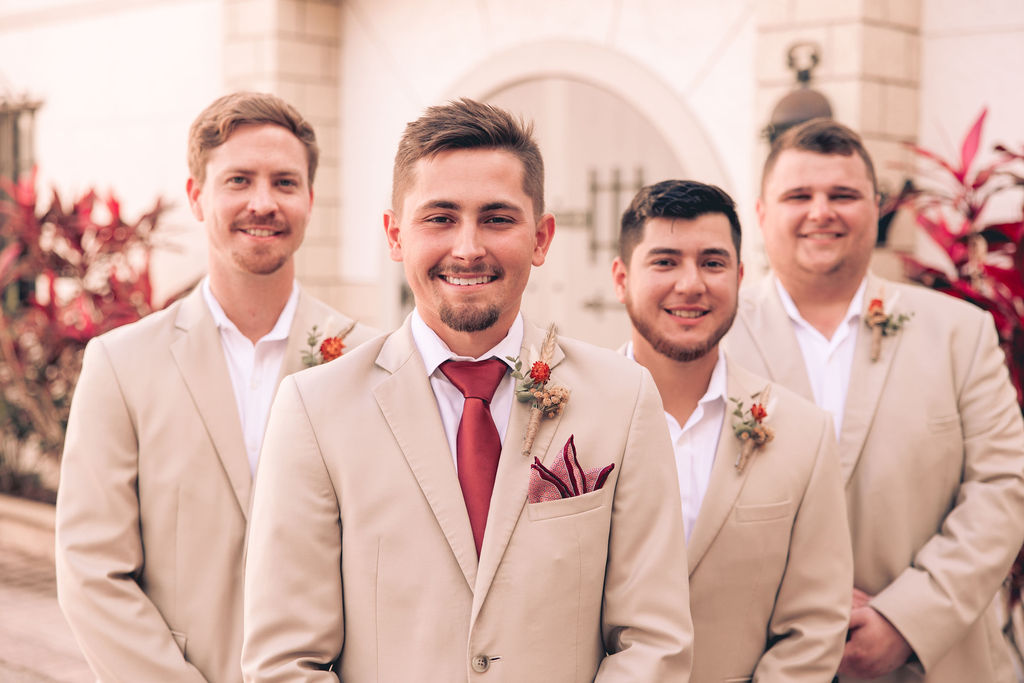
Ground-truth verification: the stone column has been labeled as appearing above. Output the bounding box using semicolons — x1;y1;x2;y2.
222;0;344;306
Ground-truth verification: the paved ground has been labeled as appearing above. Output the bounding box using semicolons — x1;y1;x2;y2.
0;545;92;682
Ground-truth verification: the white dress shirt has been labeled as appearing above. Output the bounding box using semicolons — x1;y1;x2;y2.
410;309;522;469
626;342;727;543
202;278;299;476
775;277;866;438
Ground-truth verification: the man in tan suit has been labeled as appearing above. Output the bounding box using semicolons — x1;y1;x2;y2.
725;118;1024;682
55;92;377;682
242;98;693;682
611;179;852;681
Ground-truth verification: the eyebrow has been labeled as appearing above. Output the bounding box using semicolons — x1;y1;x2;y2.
780;184;864;195
644;246;734;260
418;200;525;213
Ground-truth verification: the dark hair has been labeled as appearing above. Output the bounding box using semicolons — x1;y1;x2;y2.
188;91;318;186
762;117;877;195
619;179;742;262
392;98;544;215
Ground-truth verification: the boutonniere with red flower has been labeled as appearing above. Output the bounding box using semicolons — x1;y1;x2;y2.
730;386;775;472
301;320;357;367
507;323;569;458
864;294;911;362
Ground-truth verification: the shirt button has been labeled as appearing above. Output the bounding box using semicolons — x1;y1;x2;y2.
471;654;490;673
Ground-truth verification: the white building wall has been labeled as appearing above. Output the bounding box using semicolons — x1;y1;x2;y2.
336;0;757;331
918;0;1024;224
0;0;223;302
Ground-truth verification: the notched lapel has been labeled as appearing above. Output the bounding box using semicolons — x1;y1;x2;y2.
839;278;903;483
472;328;566;621
740;279;814;401
169;291;251;517
686;362;758;575
373;330;479;590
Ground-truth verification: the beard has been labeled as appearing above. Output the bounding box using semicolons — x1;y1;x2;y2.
626;297;736;363
230;217;291;275
439;302;501;332
431;262;504;332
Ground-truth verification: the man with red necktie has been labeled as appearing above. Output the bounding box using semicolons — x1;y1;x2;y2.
241;98;694;682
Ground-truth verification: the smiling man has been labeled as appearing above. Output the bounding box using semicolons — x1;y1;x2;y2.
55;92;376;682
241;98;693;682
612;180;852;681
725;119;1024;682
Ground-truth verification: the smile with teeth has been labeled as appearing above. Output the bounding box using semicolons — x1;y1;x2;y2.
239;227;281;237
801;232;843;240
441;275;497;286
666;309;708;319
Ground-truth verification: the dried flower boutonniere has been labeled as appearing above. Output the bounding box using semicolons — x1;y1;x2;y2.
864;295;911;362
301;321;357;367
730;386;775;472
507;323;569;458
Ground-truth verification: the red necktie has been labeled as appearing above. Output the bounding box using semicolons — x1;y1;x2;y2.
440;358;507;556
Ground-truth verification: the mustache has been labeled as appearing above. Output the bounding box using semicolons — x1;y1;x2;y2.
429;263;503;279
231;217;289;232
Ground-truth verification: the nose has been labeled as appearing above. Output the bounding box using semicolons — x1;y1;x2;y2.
807;192;835;223
247;179;277;216
673;262;706;296
451;222;486;261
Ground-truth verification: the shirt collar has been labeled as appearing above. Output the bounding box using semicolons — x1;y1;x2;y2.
410;308;524;375
775;275;867;332
624;341;728;407
201;276;300;343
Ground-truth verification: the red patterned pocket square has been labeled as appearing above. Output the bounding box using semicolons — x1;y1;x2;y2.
527;435;615;504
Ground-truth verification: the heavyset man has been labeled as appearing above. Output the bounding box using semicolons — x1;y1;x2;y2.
56;92;376;682
726;118;1024;682
613;179;852;681
241;98;694;681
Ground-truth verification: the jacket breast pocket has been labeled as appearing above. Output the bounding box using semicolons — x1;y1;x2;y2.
734;500;791;523
527;487;609;521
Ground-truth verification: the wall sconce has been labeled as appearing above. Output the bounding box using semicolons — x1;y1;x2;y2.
763;42;832;143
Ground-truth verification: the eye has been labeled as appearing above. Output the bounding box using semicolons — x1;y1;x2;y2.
276;178;299;188
483;215;514;224
830;192;860;202
703;259;727;269
424;215;454;224
782;192;810;201
650;258;676;268
227;176;248;186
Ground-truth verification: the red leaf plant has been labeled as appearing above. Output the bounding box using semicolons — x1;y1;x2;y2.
897;109;1024;660
0;169;170;502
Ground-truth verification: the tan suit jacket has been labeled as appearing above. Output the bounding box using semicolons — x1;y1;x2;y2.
683;356;852;682
55;286;378;683
242;316;694;682
725;273;1024;682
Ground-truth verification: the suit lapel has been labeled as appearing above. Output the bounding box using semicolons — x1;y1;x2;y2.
837;274;903;483
472;322;565;619
739;278;815;401
373;320;479;589
169;288;251;516
686;358;758;575
276;292;354;384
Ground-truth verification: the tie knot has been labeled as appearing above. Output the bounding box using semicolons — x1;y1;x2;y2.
440;358;507;402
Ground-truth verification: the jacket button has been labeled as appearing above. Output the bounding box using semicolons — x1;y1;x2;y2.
471;654;490;672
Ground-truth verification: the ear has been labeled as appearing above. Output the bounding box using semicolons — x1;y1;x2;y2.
755;196;765;232
186;178;203;221
738;260;745;287
611;257;629;304
531;213;556;266
383;210;403;262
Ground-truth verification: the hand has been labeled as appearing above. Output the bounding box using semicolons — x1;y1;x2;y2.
839;606;914;678
851;587;872;610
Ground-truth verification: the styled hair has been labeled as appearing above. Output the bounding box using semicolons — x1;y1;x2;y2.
762;117;877;195
187;91;319;186
391;98;544;215
619;179;742;262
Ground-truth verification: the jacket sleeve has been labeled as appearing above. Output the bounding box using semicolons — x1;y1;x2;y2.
755;412;853;680
596;368;694;681
870;313;1024;670
241;376;344;682
55;338;207;682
